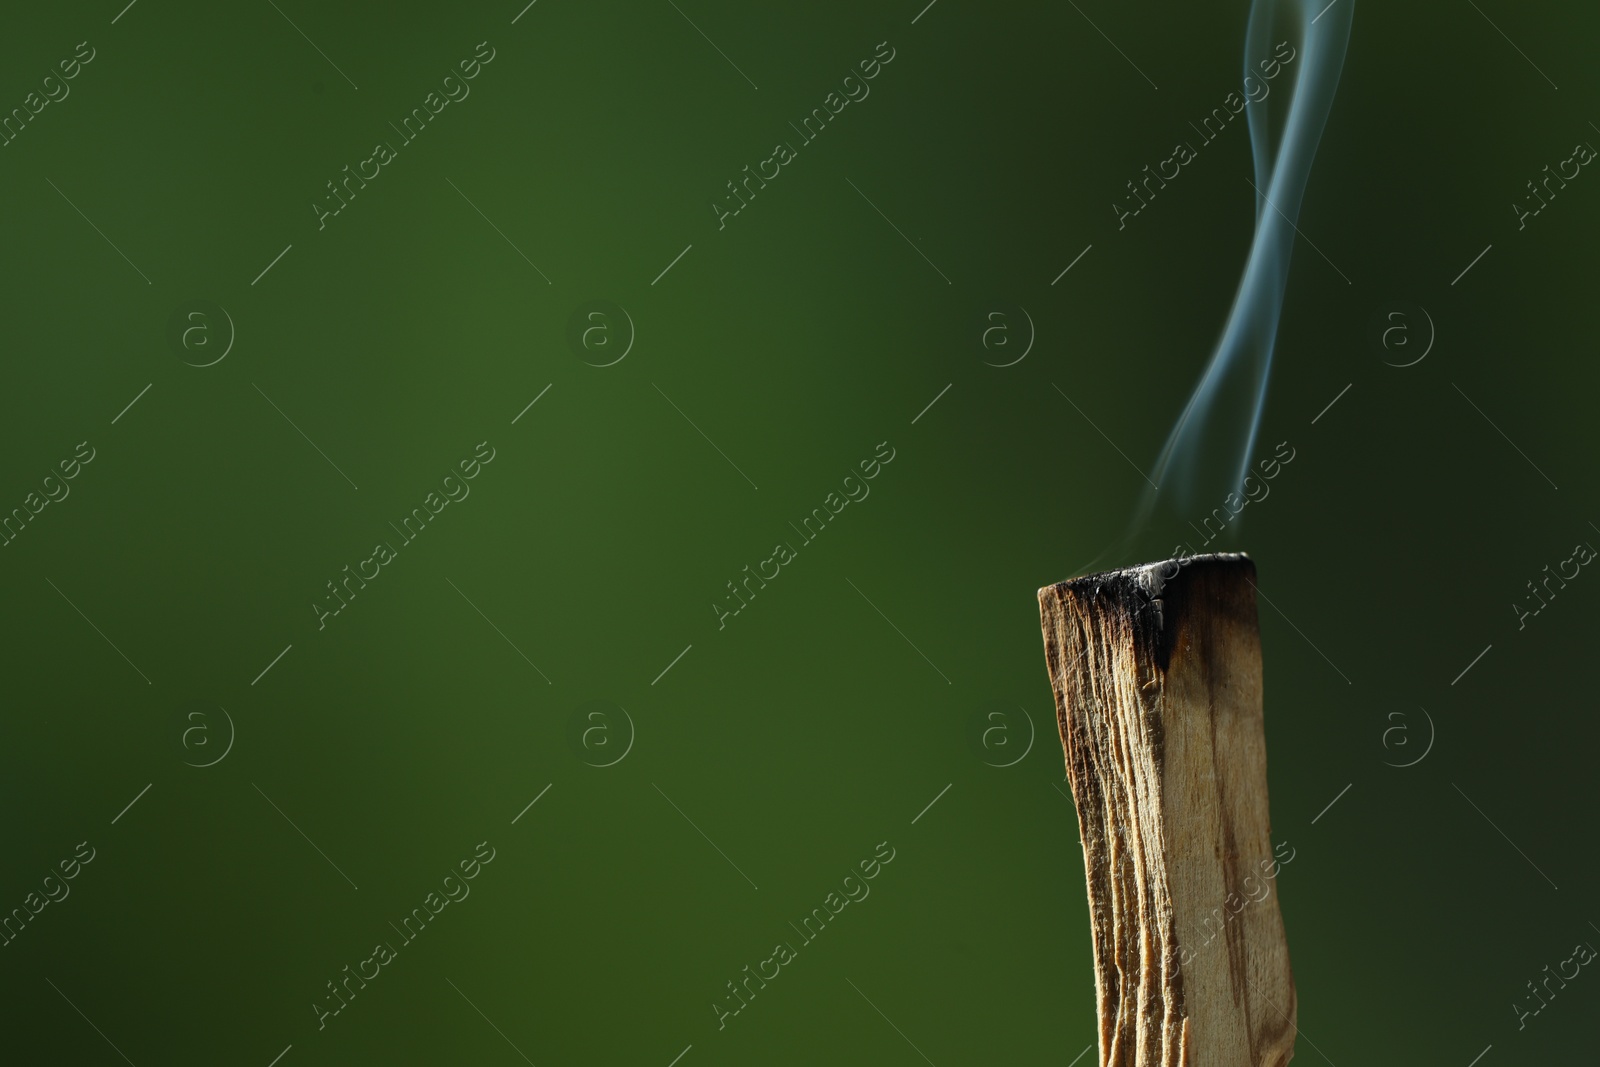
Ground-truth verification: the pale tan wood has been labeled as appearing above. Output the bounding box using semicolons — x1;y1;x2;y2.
1038;553;1295;1066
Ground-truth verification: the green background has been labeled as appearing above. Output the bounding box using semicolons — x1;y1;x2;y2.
1;0;1596;1062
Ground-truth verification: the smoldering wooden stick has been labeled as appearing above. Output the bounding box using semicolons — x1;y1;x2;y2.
1037;553;1295;1066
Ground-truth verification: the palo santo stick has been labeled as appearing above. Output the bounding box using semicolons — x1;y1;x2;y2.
1037;553;1295;1066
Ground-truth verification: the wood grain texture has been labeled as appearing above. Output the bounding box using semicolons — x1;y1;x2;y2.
1038;553;1295;1067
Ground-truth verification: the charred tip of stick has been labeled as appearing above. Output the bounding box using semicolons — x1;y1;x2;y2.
1037;552;1255;672
1037;551;1292;1061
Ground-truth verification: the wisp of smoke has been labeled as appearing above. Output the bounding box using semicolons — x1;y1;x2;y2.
1133;0;1354;533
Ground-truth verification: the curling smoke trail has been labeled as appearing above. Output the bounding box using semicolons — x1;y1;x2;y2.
1137;0;1354;525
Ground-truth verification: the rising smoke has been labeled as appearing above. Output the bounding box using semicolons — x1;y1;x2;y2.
1132;0;1354;545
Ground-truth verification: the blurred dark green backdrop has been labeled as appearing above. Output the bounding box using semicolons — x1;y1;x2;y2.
1;0;1596;1063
